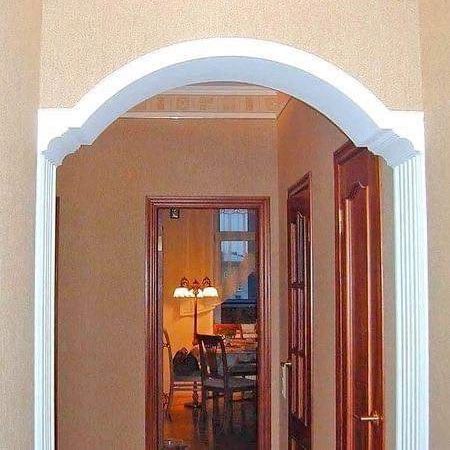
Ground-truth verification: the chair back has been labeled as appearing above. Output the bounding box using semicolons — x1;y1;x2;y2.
197;334;229;385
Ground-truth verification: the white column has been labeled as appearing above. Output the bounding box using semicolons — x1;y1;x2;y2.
394;153;429;450
34;153;57;450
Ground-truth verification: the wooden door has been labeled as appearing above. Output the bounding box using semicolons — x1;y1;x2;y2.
287;174;312;449
335;143;384;450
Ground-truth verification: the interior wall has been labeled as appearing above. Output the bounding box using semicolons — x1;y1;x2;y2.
276;99;396;449
39;0;423;109
0;1;41;448
419;1;450;447
277;99;347;449
56;118;280;449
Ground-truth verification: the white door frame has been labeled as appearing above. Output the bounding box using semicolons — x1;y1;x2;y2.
35;38;428;450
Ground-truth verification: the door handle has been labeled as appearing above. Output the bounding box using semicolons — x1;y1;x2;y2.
280;361;292;399
354;412;382;425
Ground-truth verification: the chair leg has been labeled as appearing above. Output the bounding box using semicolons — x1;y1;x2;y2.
200;387;208;417
192;380;199;407
240;392;245;427
223;390;233;433
212;392;220;432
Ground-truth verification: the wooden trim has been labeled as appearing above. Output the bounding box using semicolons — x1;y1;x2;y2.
145;196;271;450
54;196;60;450
287;172;311;197
145;198;161;446
121;111;277;120
334;141;351;450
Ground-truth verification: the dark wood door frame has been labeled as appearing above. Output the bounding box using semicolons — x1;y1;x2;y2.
54;197;60;450
334;142;384;450
287;173;313;449
146;196;272;450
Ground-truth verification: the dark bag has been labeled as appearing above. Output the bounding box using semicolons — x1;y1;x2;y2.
173;347;199;376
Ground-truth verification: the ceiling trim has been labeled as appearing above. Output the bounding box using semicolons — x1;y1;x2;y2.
163;84;277;96
121;111;277;119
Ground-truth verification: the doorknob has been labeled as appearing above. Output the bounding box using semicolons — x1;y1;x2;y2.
354;412;382;425
280;361;292;399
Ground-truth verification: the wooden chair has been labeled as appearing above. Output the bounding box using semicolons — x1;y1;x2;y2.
162;329;174;420
164;330;202;410
197;334;256;430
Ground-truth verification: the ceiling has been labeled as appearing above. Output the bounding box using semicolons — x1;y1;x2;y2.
121;82;291;119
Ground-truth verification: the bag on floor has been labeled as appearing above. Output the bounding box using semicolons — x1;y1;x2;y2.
173;347;199;376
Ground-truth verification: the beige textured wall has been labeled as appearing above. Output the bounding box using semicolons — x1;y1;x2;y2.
419;1;450;448
56;118;280;449
0;1;446;447
0;1;41;449
39;0;422;109
277;99;396;449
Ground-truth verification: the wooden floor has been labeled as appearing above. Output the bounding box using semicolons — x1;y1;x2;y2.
164;393;257;450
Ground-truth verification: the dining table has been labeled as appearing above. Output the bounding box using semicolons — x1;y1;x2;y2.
191;338;257;372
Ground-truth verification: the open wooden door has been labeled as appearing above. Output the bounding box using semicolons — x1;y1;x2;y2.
286;174;312;449
335;143;384;450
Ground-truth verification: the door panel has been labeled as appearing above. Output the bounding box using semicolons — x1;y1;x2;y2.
335;143;384;450
287;174;312;449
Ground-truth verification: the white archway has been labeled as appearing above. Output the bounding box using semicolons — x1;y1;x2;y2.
35;38;428;450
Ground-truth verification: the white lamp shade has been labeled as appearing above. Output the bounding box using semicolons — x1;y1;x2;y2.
173;286;190;298
202;286;219;298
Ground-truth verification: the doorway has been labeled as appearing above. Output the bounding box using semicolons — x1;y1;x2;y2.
286;174;313;449
146;197;271;449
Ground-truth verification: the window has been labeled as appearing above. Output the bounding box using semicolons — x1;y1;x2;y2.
215;209;258;323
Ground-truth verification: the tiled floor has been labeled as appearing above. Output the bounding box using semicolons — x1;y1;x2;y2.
164;393;257;450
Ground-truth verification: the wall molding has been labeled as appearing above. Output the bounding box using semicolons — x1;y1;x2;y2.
121;111;277;119
35;38;429;450
161;83;278;96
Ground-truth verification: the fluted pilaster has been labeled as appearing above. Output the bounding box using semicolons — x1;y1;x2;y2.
394;154;429;450
34;154;57;450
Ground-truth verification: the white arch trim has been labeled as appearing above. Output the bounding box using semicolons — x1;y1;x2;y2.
38;38;424;166
35;38;429;450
